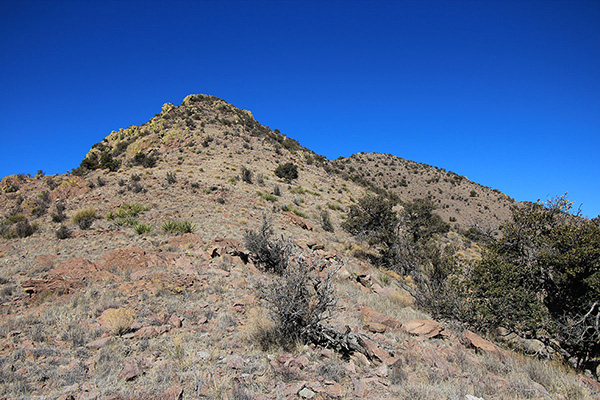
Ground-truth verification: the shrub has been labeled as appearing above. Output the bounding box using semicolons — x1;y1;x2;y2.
162;220;196;234
258;253;338;350
273;185;281;196
244;217;292;275
240;167;253;184
133;152;157;168
72;208;97;230
320;210;334;232
55;225;71;240
99;152;121;172
133;223;152;235
1;218;37;239
166;172;177;184
103;307;135;336
51;201;67;223
106;203;149;220
470;195;600;369
342;195;398;245
274;163;298;183
257;191;277;202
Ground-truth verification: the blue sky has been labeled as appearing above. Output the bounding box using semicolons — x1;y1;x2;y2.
1;0;599;217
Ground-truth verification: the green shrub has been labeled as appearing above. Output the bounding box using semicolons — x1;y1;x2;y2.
1;218;37;239
106;204;149;220
133;223;152;235
72;208;98;230
274;163;298;183
470;195;600;368
281;204;307;218
257;191;277;202
162;220;196;234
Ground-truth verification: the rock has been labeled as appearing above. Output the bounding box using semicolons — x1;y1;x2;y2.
86;337;112;350
364;322;387;333
322;381;344;397
376;363;388;377
298;387;316;398
465;396;484;400
359;337;391;364
168;314;183;328
163;385;183;400
359;306;402;330
20;274;86;297
282;211;313;230
403;320;444;338
463;330;502;354
119;360;141;381
351;377;365;397
283;381;306;396
226;354;244;369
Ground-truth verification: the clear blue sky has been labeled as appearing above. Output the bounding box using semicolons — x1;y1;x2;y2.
1;0;599;217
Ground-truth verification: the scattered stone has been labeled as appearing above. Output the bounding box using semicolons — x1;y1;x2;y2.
298;387;316;399
226;354;244;369
322;381;344;397
283;381;306;396
119;360;141;381
359;306;402;330
168;314;183;328
163;384;183;400
364;322;387;333
463;330;501;354
86;337;112;350
376;363;388;377
403;319;444;338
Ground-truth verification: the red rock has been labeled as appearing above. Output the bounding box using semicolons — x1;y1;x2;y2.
403;320;444;338
282;211;312;230
168;314;183;328
359;337;390;364
463;330;501;354
163;384;183;400
283;381;306;396
134;326;159;338
322;381;344;397
359;306;402;330
119;360;141;381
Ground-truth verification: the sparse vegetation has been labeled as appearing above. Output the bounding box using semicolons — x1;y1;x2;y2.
162;219;196;234
55;225;71;239
103;307;135;336
274;162;298;183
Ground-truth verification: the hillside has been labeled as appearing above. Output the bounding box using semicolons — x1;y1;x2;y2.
330;153;514;235
0;95;598;400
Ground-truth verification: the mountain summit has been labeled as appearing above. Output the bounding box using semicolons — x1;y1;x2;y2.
0;95;596;399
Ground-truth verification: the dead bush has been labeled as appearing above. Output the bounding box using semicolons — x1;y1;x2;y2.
244;217;293;275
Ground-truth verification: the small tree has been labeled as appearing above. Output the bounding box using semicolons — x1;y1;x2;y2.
274;163;298;183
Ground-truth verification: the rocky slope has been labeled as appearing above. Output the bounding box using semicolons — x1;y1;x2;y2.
0;95;598;400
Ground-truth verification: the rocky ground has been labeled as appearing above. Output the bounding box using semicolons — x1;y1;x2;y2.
0;95;598;399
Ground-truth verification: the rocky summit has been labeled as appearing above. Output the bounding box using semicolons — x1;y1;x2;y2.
0;95;598;399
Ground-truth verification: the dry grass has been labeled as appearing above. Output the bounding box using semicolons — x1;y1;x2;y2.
103;307;136;336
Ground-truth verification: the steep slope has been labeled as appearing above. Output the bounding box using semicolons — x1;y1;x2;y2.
330;153;514;235
0;95;596;399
